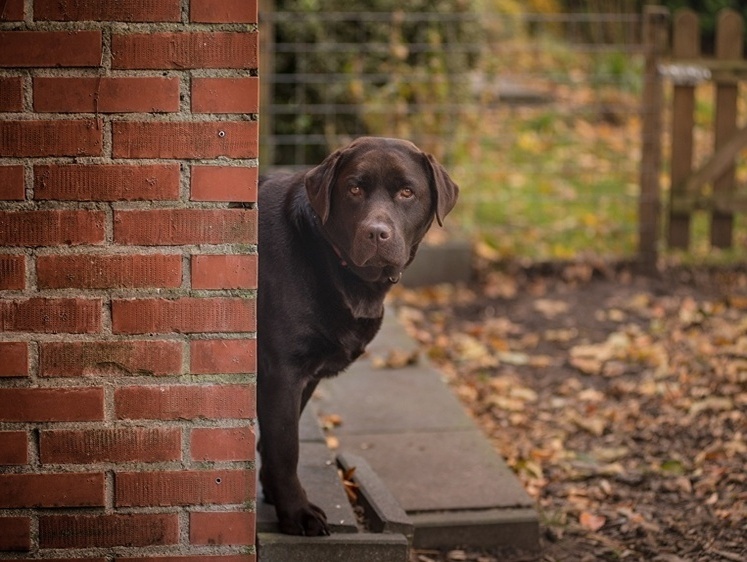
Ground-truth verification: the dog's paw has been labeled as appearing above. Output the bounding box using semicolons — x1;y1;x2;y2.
278;502;330;536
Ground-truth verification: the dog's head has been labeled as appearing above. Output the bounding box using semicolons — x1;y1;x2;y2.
304;137;459;285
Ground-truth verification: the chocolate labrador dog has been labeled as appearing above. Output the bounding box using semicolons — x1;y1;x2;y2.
257;137;458;536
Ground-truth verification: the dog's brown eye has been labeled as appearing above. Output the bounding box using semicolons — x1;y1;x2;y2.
349;186;362;196
399;188;414;199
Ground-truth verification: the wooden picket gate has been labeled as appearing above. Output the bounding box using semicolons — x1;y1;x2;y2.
638;6;747;271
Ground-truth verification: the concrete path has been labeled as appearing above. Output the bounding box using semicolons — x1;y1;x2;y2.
314;308;539;550
257;306;539;559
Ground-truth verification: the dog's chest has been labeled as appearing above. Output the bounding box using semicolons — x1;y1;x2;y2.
311;316;382;379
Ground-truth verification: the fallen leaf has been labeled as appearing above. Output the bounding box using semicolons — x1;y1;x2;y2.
579;511;606;531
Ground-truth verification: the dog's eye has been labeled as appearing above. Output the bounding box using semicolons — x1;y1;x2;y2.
349;186;362;196
399;188;414;199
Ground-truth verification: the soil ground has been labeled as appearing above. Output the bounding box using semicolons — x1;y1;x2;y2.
390;263;746;562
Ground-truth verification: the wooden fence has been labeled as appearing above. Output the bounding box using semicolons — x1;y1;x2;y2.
639;6;747;271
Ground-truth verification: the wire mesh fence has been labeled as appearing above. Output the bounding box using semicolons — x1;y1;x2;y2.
260;7;648;260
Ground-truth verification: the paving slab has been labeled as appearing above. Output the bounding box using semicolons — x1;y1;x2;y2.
335;430;532;512
316;307;540;550
257;532;408;562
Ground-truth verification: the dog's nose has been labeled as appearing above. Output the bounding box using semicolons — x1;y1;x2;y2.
367;223;391;241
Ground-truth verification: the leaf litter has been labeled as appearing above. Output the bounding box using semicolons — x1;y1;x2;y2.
390;263;746;562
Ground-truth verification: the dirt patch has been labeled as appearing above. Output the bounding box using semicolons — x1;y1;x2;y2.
391;263;746;562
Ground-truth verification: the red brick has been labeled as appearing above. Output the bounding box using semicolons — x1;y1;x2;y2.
191;0;257;23
0;0;23;21
191;77;259;114
190;166;258;202
0;210;105;246
115;384;255;420
0;254;25;289
113;121;258;159
0;387;104;422
0;342;28;377
191;254;257;290
0;120;103;157
0;166;24;200
37;254;182;289
0;517;30;551
191;427;254;462
112;32;257;70
112;297;255;334
34;77;180;113
40;340;183;377
35;0;181;22
39;514;179;548
0;473;104;508
189;511;255;546
116;469;254;507
40;428;181;464
0;31;102;67
118;556;255;562
0;431;27;464
0;76;23;111
114;209;257;245
0;298;101;333
190;339;256;374
35;163;180;201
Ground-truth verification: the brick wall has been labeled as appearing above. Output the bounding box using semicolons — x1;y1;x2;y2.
0;1;259;559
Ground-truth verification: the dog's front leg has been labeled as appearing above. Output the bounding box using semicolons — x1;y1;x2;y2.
258;370;330;536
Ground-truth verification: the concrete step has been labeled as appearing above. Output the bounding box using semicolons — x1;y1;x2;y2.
257;408;412;562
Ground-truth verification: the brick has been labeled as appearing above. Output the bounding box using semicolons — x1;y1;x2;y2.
0;517;30;551
0;342;28;377
37;254;182;289
191;0;257;23
0;31;102;67
0;473;104;508
0;387;104;422
35;0;181;22
190;338;256;374
0;298;101;333
189;511;255;546
0;76;23;111
40;428;181;464
116;469;254;507
0;166;24;200
112;297;256;334
191;427;254;462
114;209;257;245
191;77;259;113
0;254;25;289
40;340;183;377
0;120;103;157
0;0;23;21
39;514;179;548
191;254;257;289
35;163;180;201
34;77;180;113
112;32;257;70
0;210;105;246
0;431;27;464
113;121;258;159
115;384;255;420
190;166;258;202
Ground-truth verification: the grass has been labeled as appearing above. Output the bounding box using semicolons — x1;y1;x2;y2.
437;38;747;265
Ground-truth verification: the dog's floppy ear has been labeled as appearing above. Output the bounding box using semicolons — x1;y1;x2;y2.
424;153;459;227
304;149;344;224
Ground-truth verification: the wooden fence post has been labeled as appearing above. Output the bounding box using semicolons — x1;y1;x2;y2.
712;9;743;248
668;9;699;250
638;5;668;273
